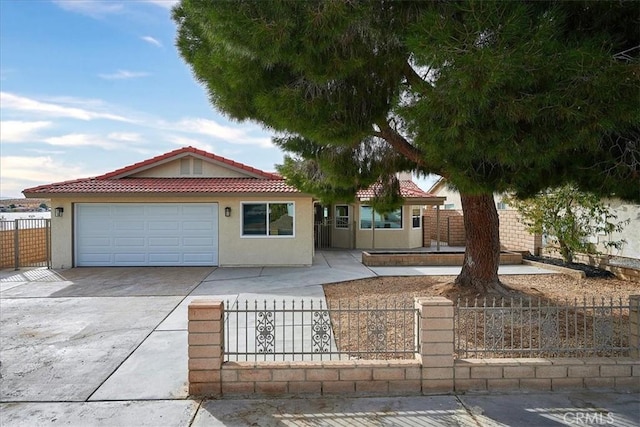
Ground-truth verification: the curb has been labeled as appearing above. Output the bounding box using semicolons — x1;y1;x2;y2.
521;260;586;279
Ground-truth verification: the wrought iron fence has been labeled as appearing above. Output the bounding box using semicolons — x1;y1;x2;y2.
224;298;419;362
0;219;51;269
455;297;633;358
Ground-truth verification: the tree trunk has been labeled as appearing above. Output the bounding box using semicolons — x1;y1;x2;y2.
455;193;503;294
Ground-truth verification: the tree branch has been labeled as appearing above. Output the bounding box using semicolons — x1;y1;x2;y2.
403;61;433;95
374;121;446;177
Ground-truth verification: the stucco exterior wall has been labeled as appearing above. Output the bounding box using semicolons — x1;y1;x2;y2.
48;194;313;268
130;157;250;178
597;199;640;259
354;206;422;250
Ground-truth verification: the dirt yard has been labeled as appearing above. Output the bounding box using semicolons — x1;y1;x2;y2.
323;274;638;305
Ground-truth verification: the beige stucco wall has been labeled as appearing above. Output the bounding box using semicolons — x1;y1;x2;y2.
597;199;640;259
354;205;423;250
48;194;313;268
131;157;252;178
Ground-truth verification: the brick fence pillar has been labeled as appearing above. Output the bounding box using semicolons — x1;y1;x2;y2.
416;297;454;393
630;295;640;359
188;299;224;396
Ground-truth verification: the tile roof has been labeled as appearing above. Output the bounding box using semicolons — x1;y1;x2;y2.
22;146;439;202
23;178;299;195
356;180;437;200
98;146;281;180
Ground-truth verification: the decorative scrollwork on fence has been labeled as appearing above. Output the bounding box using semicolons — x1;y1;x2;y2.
593;306;614;350
367;310;387;352
312;310;331;353
539;307;560;352
484;309;506;353
256;311;275;354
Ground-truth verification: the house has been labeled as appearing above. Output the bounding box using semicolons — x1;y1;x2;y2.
23;147;443;268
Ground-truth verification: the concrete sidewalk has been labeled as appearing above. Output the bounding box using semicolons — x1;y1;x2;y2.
4;252;637;426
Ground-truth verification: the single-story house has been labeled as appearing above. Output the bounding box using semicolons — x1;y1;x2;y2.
23;147;444;268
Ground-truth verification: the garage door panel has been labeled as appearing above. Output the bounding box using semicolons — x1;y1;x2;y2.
148;221;179;231
76;203;218;266
183;205;216;215
147;205;181;215
184;237;214;246
148;253;181;263
114;221;145;231
79;253;113;263
113;237;145;247
113;205;146;216
148;237;181;247
114;253;147;263
184;253;215;263
78;237;111;246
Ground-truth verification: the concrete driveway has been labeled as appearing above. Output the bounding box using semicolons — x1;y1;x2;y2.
0;267;212;403
2;254;638;426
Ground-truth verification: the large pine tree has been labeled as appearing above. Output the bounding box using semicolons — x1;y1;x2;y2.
173;1;639;293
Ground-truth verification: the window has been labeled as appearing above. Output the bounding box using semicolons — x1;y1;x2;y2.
444;203;455;210
359;205;402;229
335;205;349;229
496;201;507;210
412;208;421;228
242;202;294;237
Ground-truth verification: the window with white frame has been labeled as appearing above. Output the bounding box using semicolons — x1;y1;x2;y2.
335;205;349;228
412;207;421;228
359;205;402;229
242;202;294;236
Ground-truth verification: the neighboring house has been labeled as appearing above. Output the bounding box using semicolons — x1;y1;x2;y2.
23;147;443;268
426;177;640;259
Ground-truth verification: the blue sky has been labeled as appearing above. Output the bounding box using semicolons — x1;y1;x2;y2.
1;0;436;199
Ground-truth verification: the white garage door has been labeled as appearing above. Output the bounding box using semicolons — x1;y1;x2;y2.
75;203;218;266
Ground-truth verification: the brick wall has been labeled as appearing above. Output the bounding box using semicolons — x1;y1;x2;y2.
422;209;542;254
498;210;542;254
187;297;640;398
423;209;465;246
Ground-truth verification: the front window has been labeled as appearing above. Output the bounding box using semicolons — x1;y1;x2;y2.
335;205;349;229
242;202;294;236
359;205;402;229
412;208;421;228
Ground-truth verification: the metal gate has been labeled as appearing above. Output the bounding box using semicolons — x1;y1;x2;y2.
0;219;51;269
314;219;332;249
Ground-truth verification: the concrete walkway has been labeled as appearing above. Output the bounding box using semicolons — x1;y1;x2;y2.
2;252;638;426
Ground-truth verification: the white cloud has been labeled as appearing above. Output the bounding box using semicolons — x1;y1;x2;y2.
52;0;124;18
1;121;53;142
42;132;149;152
142;0;179;10
0;92;132;122
107;132;143;142
0;156;90;197
171;118;274;148
98;70;150;80
43;133;121;150
165;134;214;153
141;36;162;48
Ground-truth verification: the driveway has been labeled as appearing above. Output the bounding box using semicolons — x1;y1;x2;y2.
0;267;212;403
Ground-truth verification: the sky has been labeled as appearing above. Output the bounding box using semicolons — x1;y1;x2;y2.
0;0;436;199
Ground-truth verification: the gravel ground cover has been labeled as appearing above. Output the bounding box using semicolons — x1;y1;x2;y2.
323;274;638;359
324;274;638;305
